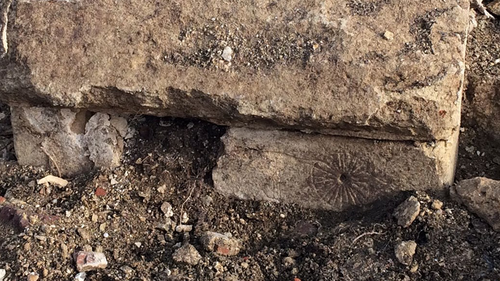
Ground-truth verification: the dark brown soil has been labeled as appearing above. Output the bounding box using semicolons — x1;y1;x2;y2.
1;11;500;281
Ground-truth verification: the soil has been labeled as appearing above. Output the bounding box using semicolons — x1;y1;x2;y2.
1;9;500;281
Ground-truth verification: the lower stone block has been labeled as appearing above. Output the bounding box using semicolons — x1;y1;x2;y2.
213;128;458;211
11;107;127;176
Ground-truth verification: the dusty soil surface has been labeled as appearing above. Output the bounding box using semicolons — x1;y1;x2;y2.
1;10;500;281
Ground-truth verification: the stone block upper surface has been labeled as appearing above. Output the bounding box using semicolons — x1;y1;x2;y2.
0;0;469;141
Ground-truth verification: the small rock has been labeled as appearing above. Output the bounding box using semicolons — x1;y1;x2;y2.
452;177;500;231
241;262;249;269
172;243;202;265
175;224;193;232
27;273;39;281
395;240;417;265
95;188;107;197
160;202;174;217
0;269;5;281
77;228;91;240
394;196;421;228
181;212;189;223
157;184;167;194
120;265;134;275
410;262;419;273
200;231;241;256
488;0;500;16
0;196;5;205
431;199;443;210
222;46;234;62
134;242;142;248
74;272;86;281
283;256;296;267
383;30;394;41
202;195;213;207
74;251;108;272
37;175;68;187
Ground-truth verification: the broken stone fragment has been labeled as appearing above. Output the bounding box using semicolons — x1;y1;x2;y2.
394;196;421;228
451;177;500;231
200;231;241;256
213;128;457;211
84;113;126;168
37;175;68;187
11;107;92;177
172;243;202;265
395;240;417;265
10;107;126;176
0;0;469;141
74;251;108;272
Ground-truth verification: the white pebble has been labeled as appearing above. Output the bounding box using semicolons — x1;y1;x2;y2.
222;46;234;62
74;272;86;281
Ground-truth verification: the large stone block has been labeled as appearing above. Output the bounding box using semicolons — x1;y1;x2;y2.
0;0;469;141
213;128;458;211
11;107;127;176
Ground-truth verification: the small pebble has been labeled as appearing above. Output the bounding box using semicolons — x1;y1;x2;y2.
431;199;443;210
172;243;202;265
27;273;39;281
0;269;5;281
74;251;108;272
395;240;417;265
175;224;193;233
120;265;134;275
74;272;86;281
222;46;234;62
383;30;394;40
160;202;174;218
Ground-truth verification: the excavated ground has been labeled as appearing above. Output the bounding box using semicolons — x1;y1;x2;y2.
1;10;500;281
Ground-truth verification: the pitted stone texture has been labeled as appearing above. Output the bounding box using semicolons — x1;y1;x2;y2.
11;107;92;176
468;78;500;141
84;113;126;168
213;128;458;211
0;0;469;141
452;177;500;231
11;107;126;176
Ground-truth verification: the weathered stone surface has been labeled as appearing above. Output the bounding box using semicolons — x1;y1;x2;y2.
395;240;417;266
200;231;241;256
452;177;500;231
0;0;469;141
11;107;92;176
172;243;202;265
467;78;500;141
394;196;421;228
74;251;108;272
213;128;458;211
11;107;126;176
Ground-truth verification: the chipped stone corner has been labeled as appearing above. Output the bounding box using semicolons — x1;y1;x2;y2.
10;106;127;177
417;128;460;186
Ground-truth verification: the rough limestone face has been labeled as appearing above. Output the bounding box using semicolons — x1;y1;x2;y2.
452;177;500;232
468;78;500;141
11;107;126;177
0;0;469;141
212;128;458;211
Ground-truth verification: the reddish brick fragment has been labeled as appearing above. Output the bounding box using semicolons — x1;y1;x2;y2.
95;188;107;197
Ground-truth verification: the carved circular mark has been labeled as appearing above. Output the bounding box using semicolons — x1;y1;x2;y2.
308;153;388;208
